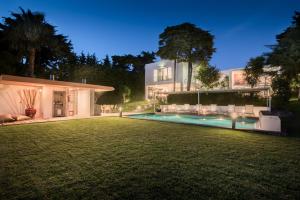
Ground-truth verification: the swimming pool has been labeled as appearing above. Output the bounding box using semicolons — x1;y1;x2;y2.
127;113;257;130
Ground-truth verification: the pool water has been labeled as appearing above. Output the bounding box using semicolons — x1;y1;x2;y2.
127;113;257;130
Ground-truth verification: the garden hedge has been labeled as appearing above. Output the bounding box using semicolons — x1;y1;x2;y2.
96;91;122;105
167;92;267;106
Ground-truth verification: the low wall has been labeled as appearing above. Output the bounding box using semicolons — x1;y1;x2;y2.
160;104;270;117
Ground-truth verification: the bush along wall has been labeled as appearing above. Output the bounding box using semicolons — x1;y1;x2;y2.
167;92;268;106
96;91;122;105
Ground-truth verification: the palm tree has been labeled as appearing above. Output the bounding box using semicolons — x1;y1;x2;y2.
1;8;55;77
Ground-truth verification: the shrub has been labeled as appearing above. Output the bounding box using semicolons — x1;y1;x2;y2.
96;91;122;105
167;92;267;106
271;76;292;109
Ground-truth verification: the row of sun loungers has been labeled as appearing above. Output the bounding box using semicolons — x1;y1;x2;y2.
99;105;119;113
160;104;257;117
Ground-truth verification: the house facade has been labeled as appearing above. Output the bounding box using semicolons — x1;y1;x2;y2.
145;60;273;100
0;75;114;119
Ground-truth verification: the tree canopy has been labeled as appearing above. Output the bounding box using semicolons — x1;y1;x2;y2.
0;8;73;77
267;12;300;100
0;8;155;102
195;64;220;89
268;12;300;80
244;56;265;88
157;23;215;91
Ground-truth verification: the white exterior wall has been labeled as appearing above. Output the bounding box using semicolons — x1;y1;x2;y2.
77;89;91;117
0;83;94;119
145;60;199;99
41;86;53;119
41;86;67;119
145;60;273;100
0;84;42;117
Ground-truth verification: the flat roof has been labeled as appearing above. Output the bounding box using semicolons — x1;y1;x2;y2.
0;75;114;92
163;87;270;95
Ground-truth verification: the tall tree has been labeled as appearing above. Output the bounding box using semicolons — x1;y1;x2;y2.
0;30;25;75
158;23;215;91
268;12;300;99
157;27;184;91
0;8;72;77
244;56;265;88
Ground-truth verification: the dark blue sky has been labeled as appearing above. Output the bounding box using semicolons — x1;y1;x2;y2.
1;0;299;69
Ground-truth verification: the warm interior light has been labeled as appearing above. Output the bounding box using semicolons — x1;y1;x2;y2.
231;112;238;119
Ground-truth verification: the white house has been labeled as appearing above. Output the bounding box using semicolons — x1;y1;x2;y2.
0;75;114;119
145;60;273;100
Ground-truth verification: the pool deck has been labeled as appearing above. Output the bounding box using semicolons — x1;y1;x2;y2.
1;112;283;136
125;113;283;136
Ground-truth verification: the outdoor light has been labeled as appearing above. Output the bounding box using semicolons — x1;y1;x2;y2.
242;109;245;117
231;112;238;129
119;106;123;117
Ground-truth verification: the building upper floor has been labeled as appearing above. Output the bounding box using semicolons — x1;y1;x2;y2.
145;60;277;91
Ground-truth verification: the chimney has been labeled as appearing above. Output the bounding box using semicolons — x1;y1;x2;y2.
81;78;87;84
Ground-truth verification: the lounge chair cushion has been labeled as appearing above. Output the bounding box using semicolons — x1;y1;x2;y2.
228;105;235;113
0;114;15;122
12;114;31;121
245;105;254;114
210;104;217;112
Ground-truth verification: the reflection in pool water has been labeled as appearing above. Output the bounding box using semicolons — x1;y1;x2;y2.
127;113;257;130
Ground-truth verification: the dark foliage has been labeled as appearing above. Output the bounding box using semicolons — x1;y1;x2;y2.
271;76;292;108
0;8;155;103
0;8;73;77
157;23;215;91
96;91;122;105
195;64;220;89
167;92;267;106
244;56;265;88
268;12;300;79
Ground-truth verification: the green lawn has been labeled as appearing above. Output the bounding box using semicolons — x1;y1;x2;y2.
0;118;299;199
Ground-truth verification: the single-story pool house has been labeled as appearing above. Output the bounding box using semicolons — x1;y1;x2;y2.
0;75;114;120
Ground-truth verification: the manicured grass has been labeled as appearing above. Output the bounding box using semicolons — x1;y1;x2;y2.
0;117;299;199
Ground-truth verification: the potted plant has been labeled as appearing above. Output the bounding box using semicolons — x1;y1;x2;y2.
18;89;37;118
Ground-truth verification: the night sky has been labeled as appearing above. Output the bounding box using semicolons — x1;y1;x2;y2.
1;0;299;69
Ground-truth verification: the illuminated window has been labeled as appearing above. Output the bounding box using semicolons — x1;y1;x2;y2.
154;67;172;82
167;67;172;79
154;69;158;82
